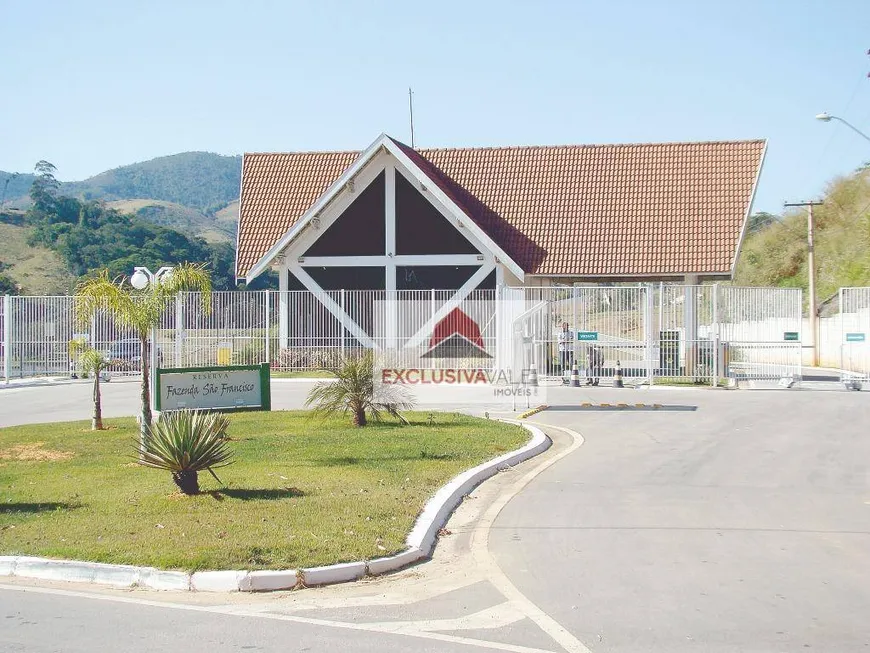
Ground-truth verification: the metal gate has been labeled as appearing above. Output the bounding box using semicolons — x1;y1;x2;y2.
838;287;870;379
513;285;802;386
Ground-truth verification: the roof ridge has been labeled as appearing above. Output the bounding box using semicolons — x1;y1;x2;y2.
244;138;766;158
416;138;767;153
244;150;359;156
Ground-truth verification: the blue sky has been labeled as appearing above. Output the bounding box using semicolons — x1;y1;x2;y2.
1;0;869;215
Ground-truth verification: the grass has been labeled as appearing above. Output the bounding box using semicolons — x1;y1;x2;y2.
271;370;336;379
654;377;730;388
106;199;234;243
0;223;75;295
0;411;525;572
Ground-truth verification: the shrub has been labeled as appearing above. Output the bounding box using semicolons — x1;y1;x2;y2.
136;409;233;495
305;352;414;427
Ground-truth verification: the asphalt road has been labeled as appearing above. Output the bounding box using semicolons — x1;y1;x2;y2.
0;585;519;653
491;387;870;652
3;382;870;651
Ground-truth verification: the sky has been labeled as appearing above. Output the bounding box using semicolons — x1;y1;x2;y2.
1;0;869;215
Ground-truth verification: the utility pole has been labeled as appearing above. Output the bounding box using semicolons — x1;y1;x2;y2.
784;200;824;366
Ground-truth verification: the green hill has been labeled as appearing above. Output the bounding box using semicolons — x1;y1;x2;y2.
106;199;235;243
65;151;241;211
735;165;870;302
1;152;242;241
0;221;76;295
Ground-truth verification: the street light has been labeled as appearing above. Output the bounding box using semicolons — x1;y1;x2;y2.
131;266;173;290
130;266;174;407
815;112;870;145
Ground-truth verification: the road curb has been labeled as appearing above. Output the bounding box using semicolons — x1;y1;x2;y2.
0;421;550;593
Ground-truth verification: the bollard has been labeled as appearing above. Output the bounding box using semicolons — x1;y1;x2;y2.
570;362;581;387
614;359;624;388
527;363;539;387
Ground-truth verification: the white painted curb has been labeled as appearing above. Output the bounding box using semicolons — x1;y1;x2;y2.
0;421;550;592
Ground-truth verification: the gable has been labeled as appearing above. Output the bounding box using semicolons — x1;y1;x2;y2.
304;172;385;256
395;170;478;256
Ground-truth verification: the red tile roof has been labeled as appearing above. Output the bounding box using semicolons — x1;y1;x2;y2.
237;137;765;279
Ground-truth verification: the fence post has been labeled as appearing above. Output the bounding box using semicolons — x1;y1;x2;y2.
838;287;844;373
645;284;655;385
572;285;578;375
174;294;184;368
340;289;346;358
264;290;271;366
3;295;10;384
712;284;719;388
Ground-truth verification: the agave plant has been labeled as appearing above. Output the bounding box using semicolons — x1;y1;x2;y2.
136;409;233;495
305;352;415;426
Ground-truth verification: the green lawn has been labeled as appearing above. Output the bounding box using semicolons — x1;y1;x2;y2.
0;411;525;572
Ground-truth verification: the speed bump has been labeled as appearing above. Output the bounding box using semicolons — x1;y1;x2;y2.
574;403;664;410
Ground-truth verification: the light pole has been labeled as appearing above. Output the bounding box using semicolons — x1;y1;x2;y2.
815;112;870;145
130;266;173;409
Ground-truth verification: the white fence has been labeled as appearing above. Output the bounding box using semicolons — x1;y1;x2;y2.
1;284;805;386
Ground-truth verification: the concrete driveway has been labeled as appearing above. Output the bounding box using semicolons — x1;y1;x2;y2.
491;387;870;651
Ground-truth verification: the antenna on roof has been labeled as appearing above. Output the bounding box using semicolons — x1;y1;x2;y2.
408;87;415;149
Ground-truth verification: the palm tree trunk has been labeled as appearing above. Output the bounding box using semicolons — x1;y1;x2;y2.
139;334;152;456
92;371;103;430
353;407;367;427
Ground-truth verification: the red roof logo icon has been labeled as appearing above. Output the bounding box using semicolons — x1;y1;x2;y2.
421;307;491;359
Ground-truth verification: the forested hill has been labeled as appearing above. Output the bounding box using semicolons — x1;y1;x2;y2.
65;152;242;211
735;164;870;302
2;152;241;211
0;161;274;294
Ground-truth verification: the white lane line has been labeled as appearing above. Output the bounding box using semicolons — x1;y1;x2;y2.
469;421;593;653
0;584;558;653
360;601;526;633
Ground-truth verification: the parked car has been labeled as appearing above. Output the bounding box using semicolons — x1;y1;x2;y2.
106;338;163;371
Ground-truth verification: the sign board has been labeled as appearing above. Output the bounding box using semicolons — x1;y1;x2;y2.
783;332;799;342
577;331;599;341
846;332;866;343
156;363;271;412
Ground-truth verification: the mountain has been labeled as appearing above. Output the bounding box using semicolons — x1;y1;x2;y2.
1;151;242;242
735;164;870;303
66;151;241;211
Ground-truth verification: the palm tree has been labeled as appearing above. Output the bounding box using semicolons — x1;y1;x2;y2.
75;264;212;451
305;352;415;426
69;338;109;430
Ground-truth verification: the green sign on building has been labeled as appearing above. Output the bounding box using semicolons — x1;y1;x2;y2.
577;331;599;341
783;332;799;342
846;332;866;343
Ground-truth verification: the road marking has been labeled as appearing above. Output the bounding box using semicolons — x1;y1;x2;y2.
469;421;593;653
358;601;526;632
0;583;558;653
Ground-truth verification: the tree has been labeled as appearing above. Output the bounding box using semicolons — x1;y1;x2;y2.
305;352;414;427
69;338;110;430
30;160;60;211
74;263;212;451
